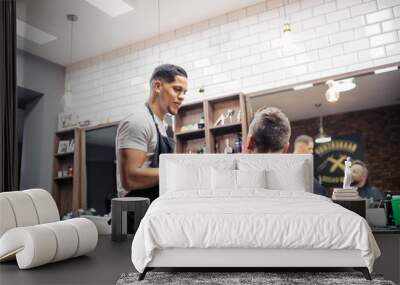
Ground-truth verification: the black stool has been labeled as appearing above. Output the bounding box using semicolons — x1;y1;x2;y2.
111;197;150;242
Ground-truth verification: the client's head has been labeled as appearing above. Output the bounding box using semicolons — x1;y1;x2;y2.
294;135;314;154
247;106;291;153
351;160;368;187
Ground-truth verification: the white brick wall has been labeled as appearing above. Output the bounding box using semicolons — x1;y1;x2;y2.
64;0;400;126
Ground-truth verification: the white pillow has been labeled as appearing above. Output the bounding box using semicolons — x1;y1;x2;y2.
168;163;211;191
211;168;236;191
266;166;307;192
236;169;267;189
238;158;309;192
167;160;236;192
211;169;267;191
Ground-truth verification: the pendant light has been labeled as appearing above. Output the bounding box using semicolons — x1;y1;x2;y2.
325;80;340;103
314;103;331;144
63;14;78;110
282;0;292;48
325;78;356;103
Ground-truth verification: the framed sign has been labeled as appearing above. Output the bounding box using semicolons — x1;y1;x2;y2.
314;134;364;187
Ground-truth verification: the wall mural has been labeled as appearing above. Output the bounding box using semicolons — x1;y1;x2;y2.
314;134;364;187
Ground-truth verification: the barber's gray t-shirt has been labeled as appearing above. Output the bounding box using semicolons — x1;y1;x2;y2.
115;104;167;197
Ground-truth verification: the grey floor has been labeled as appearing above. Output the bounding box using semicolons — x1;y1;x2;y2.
0;235;134;285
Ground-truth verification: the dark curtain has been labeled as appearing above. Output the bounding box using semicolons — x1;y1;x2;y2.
0;0;18;192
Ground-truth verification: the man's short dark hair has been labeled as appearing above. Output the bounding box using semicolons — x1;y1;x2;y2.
150;64;187;84
295;135;313;145
249;106;291;153
352;160;368;169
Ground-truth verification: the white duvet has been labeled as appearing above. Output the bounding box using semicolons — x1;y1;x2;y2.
131;190;380;273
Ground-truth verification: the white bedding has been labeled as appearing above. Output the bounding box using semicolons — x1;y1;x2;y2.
131;190;380;273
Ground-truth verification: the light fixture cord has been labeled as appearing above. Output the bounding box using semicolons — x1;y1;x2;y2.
157;0;162;64
315;104;324;132
69;18;74;66
283;0;288;23
319;116;324;132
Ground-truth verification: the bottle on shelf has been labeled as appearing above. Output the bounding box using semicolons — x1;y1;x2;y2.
62;166;68;177
215;142;220;153
202;143;206;154
234;134;242;153
384;191;394;225
198;113;205;129
223;138;233;154
68;165;73;176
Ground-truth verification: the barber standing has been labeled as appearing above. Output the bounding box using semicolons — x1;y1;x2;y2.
293;135;327;197
116;64;188;201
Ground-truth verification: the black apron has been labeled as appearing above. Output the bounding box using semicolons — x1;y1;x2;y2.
125;103;175;202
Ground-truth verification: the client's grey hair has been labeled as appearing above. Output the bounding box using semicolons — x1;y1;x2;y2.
295;135;313;145
351;159;369;179
249;106;291;153
352;160;368;171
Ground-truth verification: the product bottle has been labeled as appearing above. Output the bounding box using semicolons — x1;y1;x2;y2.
384;191;394;225
68;166;73;176
198;114;205;129
224;138;233;154
202;143;207;154
234;134;242;153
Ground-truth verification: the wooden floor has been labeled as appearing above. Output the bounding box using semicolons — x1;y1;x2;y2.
0;235;134;285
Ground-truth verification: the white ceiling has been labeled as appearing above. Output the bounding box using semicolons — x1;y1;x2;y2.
16;0;263;66
248;69;400;121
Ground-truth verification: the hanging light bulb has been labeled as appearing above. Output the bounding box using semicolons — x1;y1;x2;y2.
282;0;293;48
314;104;331;144
282;22;293;47
315;117;332;143
325;87;340;103
325;80;340;103
63;14;78;110
325;78;357;103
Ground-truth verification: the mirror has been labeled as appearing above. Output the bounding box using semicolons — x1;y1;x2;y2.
247;65;400;195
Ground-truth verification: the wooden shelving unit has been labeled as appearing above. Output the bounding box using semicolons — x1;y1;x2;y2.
52;128;83;217
175;93;248;153
174;101;206;153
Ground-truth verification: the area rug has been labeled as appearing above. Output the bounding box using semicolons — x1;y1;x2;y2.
116;271;396;285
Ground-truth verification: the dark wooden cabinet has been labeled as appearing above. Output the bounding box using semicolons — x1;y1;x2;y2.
372;228;400;284
332;199;366;218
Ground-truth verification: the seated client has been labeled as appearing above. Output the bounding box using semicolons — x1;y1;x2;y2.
351;160;384;201
246;106;290;154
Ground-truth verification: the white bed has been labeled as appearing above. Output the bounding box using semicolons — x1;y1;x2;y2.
131;154;380;280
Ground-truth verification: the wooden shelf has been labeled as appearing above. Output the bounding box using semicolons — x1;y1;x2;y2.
54;176;73;181
55;128;75;135
210;122;242;136
179;101;203;110
55;152;74;157
175;129;205;140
